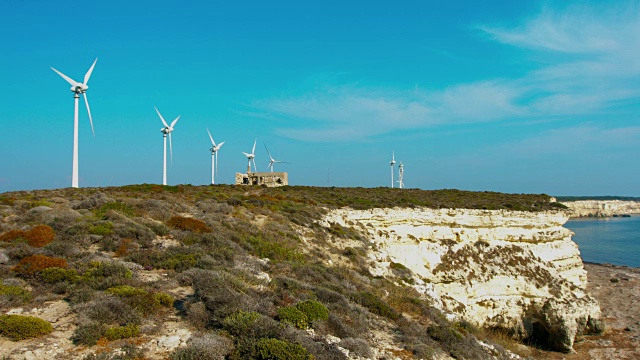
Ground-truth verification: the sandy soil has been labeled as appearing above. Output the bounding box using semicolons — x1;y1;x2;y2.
532;263;640;360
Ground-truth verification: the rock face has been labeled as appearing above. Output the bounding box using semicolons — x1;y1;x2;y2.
562;200;640;217
321;207;604;352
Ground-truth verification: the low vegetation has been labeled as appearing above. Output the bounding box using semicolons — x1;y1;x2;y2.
0;314;53;341
0;185;538;358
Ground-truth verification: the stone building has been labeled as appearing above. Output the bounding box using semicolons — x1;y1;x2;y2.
235;171;288;187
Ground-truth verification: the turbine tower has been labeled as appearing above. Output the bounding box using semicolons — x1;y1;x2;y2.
397;162;404;189
264;143;289;172
207;128;225;185
242;139;257;173
51;58;98;188
389;151;396;188
155;107;180;186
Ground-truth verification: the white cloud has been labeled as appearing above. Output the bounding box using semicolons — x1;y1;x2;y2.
255;2;640;142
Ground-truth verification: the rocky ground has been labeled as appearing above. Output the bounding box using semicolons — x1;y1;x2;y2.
530;263;640;360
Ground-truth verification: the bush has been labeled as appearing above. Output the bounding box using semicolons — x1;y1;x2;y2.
155;292;175;307
0;225;55;247
104;324;139;341
255;338;313;360
95;202;137;218
89;222;114;236
167;216;212;233
352;292;400;320
0;284;32;304
295;300;329;322
277;306;308;329
12;254;67;276
25;225;56;247
40;267;78;283
169;333;234;360
222;311;261;336
106;285;173;315
72;322;107;345
0;229;25;242
0;315;53;341
80;261;132;290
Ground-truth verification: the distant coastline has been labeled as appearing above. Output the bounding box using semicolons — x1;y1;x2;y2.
559;199;640;218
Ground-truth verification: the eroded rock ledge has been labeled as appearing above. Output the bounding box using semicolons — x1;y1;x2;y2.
321;207;604;352
562;200;640;217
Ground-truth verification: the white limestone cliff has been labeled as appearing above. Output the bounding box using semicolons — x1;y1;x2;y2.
320;207;604;352
561;200;640;217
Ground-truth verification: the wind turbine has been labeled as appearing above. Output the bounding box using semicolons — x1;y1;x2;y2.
397;162;405;189
207;128;225;185
264;143;289;172
51;58;98;188
155;107;180;185
242;139;257;173
389;151;396;188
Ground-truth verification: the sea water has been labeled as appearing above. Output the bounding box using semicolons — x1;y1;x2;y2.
565;215;640;268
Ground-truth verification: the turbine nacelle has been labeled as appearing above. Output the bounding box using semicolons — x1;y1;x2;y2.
70;83;88;93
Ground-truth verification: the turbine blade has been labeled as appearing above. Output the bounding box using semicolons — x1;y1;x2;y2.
170;115;180;128
169;133;173;164
83;93;95;137
218;141;225;148
155;107;169;128
252;158;257;172
51;67;78;86
207;128;216;146
264;143;273;160
252;139;256;155
83;58;98;84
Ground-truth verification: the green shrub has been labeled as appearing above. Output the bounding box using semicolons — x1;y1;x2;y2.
154;292;175;307
222;311;260;336
352;292;400;320
0;315;53;341
244;235;304;263
72;322;107;345
106;285;147;297
295;300;328;322
40;267;78;283
277;306;308;329
104;324;139;341
255;338;313;360
95;202;137;218
0;284;32;304
80;261;132;290
89;222;114;236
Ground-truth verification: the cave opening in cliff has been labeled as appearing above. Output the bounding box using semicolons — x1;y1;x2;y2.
525;321;553;350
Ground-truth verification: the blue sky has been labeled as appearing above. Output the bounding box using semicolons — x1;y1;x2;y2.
1;0;639;196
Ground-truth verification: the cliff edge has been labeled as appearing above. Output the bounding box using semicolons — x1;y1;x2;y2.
321;207;604;352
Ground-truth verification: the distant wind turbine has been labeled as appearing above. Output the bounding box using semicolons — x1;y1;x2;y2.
155;107;180;185
51;58;98;188
242;139;257;173
264;143;289;172
397;162;404;189
207;128;225;185
389;151;396;188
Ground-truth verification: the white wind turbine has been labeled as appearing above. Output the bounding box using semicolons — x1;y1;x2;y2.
242;139;257;173
264;143;289;172
207;128;225;185
51;58;98;188
397;162;405;189
155;107;180;186
389;151;396;188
